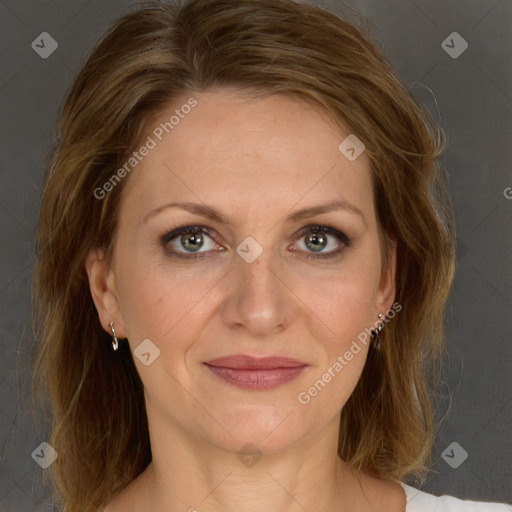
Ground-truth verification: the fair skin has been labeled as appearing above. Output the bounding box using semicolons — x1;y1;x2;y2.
87;89;405;512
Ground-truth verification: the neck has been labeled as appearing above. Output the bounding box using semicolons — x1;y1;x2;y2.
137;415;370;512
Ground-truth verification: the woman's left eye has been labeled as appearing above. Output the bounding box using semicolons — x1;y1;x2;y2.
160;223;351;260
295;225;351;260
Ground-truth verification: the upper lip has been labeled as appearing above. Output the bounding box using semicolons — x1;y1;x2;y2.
204;354;307;370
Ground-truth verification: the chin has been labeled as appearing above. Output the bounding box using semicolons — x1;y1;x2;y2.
201;404;305;453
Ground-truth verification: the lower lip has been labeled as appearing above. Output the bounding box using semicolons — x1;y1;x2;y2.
203;364;307;390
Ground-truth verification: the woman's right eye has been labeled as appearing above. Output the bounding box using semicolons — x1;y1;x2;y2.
161;224;219;259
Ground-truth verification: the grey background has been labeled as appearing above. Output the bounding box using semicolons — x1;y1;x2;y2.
0;0;511;510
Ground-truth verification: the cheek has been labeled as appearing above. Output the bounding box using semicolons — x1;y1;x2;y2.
296;250;382;340
295;261;381;412
115;254;222;346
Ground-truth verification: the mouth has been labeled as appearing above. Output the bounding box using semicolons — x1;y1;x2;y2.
203;354;308;390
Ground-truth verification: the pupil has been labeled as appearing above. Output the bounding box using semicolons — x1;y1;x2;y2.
306;233;326;252
183;232;203;252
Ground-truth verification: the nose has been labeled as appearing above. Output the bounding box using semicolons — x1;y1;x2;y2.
220;247;296;337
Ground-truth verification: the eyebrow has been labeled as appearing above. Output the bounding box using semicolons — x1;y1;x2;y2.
143;199;366;227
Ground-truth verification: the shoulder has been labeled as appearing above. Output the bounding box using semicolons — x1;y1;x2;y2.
400;482;512;512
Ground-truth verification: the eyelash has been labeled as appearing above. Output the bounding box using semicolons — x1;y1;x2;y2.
160;222;352;260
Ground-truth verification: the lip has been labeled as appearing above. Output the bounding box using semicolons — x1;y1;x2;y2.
203;354;308;390
204;354;307;369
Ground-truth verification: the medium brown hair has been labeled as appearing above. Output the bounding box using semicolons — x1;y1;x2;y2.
32;0;456;510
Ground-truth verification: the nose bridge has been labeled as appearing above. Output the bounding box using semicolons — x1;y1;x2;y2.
236;240;281;305
239;244;276;292
222;238;293;334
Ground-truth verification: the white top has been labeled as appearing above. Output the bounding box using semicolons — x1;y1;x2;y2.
400;482;512;511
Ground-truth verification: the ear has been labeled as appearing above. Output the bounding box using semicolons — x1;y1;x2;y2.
85;248;128;338
374;236;397;315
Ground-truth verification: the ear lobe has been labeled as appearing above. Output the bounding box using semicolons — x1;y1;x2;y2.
375;237;397;314
85;248;127;338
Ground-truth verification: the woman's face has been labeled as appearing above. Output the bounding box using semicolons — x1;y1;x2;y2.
88;88;396;455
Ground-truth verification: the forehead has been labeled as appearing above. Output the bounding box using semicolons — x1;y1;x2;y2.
120;89;374;225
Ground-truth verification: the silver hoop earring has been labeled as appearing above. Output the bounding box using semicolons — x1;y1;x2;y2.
370;313;386;350
109;322;119;351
